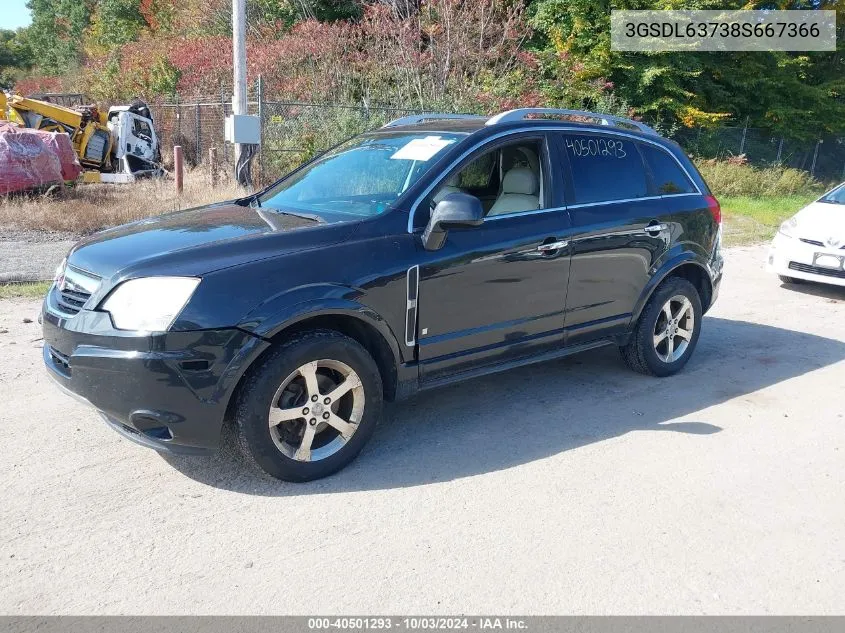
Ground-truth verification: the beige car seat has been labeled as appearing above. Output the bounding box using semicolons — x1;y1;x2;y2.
432;172;463;204
487;166;540;216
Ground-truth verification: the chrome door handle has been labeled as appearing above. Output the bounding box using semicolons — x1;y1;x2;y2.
537;240;569;252
644;223;668;235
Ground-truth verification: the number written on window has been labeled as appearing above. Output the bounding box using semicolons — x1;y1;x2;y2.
563;135;648;204
565;136;627;159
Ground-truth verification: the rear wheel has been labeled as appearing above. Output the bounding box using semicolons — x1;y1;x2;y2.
235;330;383;482
620;277;702;377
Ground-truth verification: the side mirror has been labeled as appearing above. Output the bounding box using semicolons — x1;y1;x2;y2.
422;192;484;251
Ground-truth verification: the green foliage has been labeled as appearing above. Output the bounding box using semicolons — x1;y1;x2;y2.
147;55;180;97
528;0;845;140
0;28;34;89
695;159;827;197
247;0;301;30
25;0;91;74
86;0;148;54
248;0;360;28
12;0;845;151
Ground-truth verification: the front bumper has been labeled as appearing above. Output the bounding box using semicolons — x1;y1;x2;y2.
42;290;270;454
767;233;845;287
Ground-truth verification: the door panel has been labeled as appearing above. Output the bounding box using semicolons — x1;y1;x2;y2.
564;199;669;345
416;210;572;380
555;131;670;345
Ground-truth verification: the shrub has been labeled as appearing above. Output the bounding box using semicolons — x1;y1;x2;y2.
694;159;827;198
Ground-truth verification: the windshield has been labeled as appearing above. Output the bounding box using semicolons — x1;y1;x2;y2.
258;132;465;219
820;183;845;205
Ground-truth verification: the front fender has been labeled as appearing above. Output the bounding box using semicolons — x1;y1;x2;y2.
238;283;406;366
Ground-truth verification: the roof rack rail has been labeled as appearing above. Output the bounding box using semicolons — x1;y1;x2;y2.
381;113;487;128
486;108;657;135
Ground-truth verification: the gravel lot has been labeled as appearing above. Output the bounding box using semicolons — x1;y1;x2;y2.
0;228;78;282
1;244;844;615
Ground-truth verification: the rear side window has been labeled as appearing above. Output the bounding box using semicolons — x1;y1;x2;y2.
640;144;695;195
562;134;648;204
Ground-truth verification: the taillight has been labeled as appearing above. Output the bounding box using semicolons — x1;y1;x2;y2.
705;195;721;224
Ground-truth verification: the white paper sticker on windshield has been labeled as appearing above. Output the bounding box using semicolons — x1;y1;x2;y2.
390;136;455;161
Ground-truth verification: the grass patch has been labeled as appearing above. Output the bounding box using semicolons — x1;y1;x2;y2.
0;281;52;300
721;194;816;246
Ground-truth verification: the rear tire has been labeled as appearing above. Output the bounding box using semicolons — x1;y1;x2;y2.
620;277;702;377
235;329;383;482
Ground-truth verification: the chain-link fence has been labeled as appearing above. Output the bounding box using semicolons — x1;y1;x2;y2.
148;92;421;186
149;92;845;187
148;90;260;177
673;126;845;182
259;102;423;184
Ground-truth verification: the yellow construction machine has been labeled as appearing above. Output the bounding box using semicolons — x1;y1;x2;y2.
1;92;162;181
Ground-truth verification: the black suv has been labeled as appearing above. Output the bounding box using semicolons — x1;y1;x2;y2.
42;108;723;481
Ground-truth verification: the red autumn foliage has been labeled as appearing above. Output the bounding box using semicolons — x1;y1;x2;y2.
14;76;65;95
19;0;610;114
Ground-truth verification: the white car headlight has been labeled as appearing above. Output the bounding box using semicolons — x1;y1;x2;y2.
101;277;200;332
54;257;67;283
778;215;799;238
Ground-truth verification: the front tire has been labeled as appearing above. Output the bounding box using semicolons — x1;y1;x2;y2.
235;329;383;482
620;277;703;377
778;275;803;285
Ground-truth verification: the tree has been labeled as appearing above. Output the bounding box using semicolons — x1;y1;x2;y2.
85;0;148;55
528;0;845;139
0;28;34;90
25;0;91;74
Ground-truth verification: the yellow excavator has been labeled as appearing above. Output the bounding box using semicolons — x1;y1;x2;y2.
1;92;162;180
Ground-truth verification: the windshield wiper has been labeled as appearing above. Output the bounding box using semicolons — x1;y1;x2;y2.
249;196;321;221
273;209;323;223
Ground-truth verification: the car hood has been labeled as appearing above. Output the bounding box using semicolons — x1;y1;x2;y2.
67;201;359;280
795;201;845;244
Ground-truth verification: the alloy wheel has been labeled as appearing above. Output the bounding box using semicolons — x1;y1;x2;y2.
653;294;695;363
268;359;365;462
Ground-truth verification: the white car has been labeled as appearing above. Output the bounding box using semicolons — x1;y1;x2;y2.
767;182;845;287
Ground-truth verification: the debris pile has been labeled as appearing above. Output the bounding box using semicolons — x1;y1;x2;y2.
0;123;82;195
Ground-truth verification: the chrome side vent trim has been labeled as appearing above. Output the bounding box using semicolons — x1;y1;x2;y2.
405;265;419;347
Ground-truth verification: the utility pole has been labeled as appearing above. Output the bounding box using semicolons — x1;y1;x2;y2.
232;0;247;168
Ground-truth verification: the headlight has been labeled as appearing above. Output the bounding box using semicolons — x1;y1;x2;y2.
779;216;798;238
101;277;200;331
53;257;67;283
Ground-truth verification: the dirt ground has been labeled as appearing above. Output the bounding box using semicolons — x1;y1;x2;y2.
1;244;844;615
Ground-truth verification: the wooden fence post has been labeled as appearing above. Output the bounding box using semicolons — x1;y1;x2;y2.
209;147;218;188
174;145;184;195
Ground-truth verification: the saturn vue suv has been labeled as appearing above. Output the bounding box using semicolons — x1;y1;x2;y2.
42;108;724;481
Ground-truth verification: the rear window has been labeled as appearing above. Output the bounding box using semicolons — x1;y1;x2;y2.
640;144;695;195
563;134;648;204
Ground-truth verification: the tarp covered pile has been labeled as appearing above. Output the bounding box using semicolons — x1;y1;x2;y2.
0;123;82;195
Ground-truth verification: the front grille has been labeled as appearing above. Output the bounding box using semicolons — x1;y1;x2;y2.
789;262;845;279
53;266;101;316
55;287;91;315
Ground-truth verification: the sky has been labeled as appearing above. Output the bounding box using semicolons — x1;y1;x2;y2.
1;0;32;30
